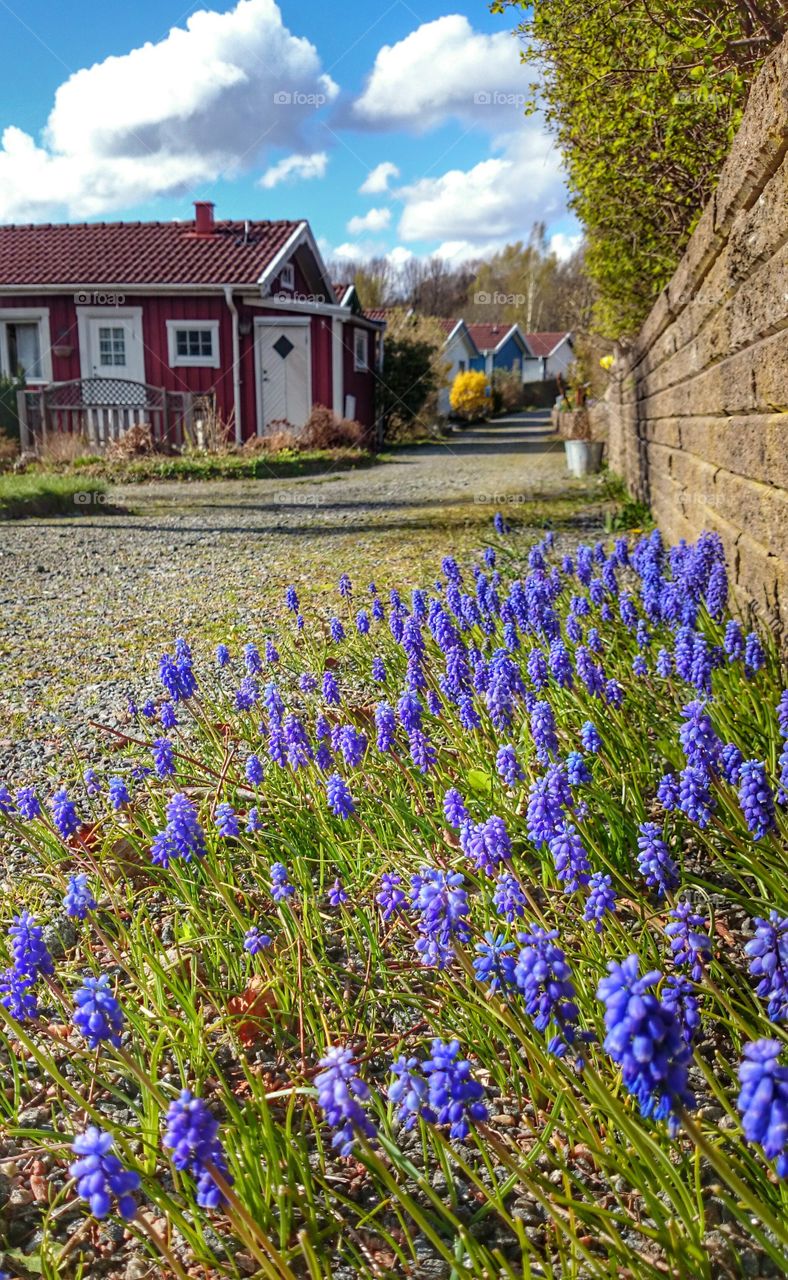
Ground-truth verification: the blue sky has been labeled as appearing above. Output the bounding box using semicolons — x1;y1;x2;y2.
0;0;579;268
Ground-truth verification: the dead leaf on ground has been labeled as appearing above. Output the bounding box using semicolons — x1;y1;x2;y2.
227;976;278;1046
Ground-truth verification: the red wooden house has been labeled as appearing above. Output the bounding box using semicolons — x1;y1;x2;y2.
0;202;383;447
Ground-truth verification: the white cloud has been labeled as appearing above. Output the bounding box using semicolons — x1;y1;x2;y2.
359;161;399;194
353;16;529;131
432;239;506;265
387;245;414;267
549;231;583;262
0;0;338;220
396;129;565;247
327;241;412;271
259;150;328;188
347;207;391;235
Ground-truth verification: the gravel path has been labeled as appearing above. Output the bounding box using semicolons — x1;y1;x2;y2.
0;413;608;780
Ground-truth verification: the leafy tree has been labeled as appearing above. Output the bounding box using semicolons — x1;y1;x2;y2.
467;229;594;332
378;309;448;440
492;0;785;336
327;257;397;309
399;256;479;317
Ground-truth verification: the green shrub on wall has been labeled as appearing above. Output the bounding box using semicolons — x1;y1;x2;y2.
0;373;24;441
493;0;785;337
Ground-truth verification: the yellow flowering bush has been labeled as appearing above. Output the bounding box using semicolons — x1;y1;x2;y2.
449;370;488;420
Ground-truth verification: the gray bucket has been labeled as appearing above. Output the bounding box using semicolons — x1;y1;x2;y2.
565;439;603;477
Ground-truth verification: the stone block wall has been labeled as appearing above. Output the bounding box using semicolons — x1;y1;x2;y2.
606;34;788;632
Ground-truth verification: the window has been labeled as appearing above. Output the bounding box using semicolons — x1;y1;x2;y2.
279;263;295;291
458;359;466;374
176;329;213;360
353;328;369;372
166;320;220;368
0;312;49;382
98;326;127;367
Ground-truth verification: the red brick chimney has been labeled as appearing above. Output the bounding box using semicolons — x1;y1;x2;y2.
194;201;215;235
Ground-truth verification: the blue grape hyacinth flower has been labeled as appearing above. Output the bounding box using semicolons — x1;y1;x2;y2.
745;912;788;1023
73;975;124;1049
737;1039;788;1178
163;1090;232;1208
64;874;97;921
597;955;694;1134
315;1046;377;1156
69;1127;140;1220
737;760;776;840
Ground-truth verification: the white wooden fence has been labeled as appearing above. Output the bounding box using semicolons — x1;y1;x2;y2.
17;378;194;452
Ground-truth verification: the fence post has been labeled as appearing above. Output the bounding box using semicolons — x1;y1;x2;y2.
183;393;194;449
16;390;30;451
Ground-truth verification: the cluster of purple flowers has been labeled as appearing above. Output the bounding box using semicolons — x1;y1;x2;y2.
410;866;471;968
737;1040;788;1178
315;1046;377;1156
745;913;787;1022
163;1090;232;1207
270;862;295;902
69;1127;140;1219
159;640;197;703
513;927;579;1056
597;955;694;1133
637;823;679;895
64;874;97;920
150;794;207;868
73;974;124;1049
1;911;54;1022
390;1038;487;1139
583;872;616;932
665;902;711;981
459;814;512;877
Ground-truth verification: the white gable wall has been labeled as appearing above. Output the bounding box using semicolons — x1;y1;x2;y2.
439;330;477;415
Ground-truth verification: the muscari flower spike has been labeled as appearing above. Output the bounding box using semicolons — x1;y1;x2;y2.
597;955;694;1134
637;822;679;896
584;872;616;932
665;901;711;981
63;874;97;921
737;1039;788;1178
513;926;579;1057
73;974;124;1049
243;926;272;955
51;788;81;840
745;912;788;1023
163;1090;232;1208
8;911;53;983
315;1046;377;1156
69;1126;140;1220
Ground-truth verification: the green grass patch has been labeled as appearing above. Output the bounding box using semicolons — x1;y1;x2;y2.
67;446;376;485
0;471;116;519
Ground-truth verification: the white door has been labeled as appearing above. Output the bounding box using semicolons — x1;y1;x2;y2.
256;322;311;433
85;315;145;383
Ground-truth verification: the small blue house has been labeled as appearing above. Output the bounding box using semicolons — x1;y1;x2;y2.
466;323;529;378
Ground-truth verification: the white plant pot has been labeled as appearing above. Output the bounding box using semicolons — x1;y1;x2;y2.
565;439;603;477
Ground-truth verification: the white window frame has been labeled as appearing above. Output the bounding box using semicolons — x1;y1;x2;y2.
166;320;220;369
279;263;295;291
353;328;369;372
0;308;52;384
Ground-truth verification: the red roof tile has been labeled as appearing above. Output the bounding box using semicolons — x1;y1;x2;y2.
523;331;571;357
0;219;301;287
465;322;523;352
362;308;390;323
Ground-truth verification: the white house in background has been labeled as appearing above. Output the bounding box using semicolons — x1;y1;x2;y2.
522;331;574;382
437;319;481;415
